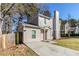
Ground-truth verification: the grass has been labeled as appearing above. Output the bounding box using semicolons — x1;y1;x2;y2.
54;38;79;51
0;44;38;56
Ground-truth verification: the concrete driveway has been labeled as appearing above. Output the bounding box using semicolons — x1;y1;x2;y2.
24;41;79;56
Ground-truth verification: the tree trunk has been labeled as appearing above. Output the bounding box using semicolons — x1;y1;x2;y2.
68;31;70;37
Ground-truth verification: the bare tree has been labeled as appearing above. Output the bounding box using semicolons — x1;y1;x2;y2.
1;3;15;34
36;3;51;17
1;3;51;33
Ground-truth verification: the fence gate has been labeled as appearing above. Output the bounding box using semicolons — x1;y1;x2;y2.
15;32;23;44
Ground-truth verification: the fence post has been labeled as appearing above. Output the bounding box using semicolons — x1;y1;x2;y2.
17;32;19;44
2;34;6;49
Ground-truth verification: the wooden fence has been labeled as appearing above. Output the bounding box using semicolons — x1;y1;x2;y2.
0;36;2;49
0;33;15;49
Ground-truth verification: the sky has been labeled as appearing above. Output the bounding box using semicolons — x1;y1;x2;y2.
47;3;79;20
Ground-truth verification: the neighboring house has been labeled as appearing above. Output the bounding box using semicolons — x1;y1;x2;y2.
64;21;79;35
65;22;75;35
75;24;79;34
65;22;70;34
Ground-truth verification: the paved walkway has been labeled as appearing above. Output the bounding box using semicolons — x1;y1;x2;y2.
25;41;79;56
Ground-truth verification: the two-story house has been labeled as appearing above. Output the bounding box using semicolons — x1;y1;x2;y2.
64;21;79;36
75;24;79;34
23;13;53;42
23;10;61;43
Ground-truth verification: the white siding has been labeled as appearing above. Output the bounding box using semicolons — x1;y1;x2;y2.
38;16;50;28
75;26;79;34
38;15;53;40
23;27;43;42
38;16;45;27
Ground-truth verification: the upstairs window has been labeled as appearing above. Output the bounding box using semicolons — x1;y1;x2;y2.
44;18;46;24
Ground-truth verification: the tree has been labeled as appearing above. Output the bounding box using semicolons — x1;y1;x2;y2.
1;3;51;34
43;10;51;17
67;14;77;37
68;18;77;27
67;14;71;37
36;3;51;17
1;3;39;33
1;3;15;34
60;18;67;36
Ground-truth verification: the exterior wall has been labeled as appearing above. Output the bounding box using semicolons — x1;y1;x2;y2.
75;25;79;34
23;14;53;42
38;16;46;27
38;14;53;40
38;15;50;28
47;29;53;40
65;22;79;34
49;18;53;28
49;18;53;39
23;27;43;42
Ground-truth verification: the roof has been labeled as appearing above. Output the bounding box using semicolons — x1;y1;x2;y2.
23;24;40;29
38;13;50;19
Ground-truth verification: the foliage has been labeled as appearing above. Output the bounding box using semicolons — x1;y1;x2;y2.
68;18;77;27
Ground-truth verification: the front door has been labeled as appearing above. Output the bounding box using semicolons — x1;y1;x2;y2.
41;29;48;41
43;30;48;41
45;30;47;40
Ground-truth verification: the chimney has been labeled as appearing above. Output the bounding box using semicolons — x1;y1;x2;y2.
53;10;61;39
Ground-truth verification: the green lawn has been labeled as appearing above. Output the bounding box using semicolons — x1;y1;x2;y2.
54;38;79;51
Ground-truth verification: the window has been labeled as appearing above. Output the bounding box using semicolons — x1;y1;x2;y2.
32;30;36;39
44;18;46;24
